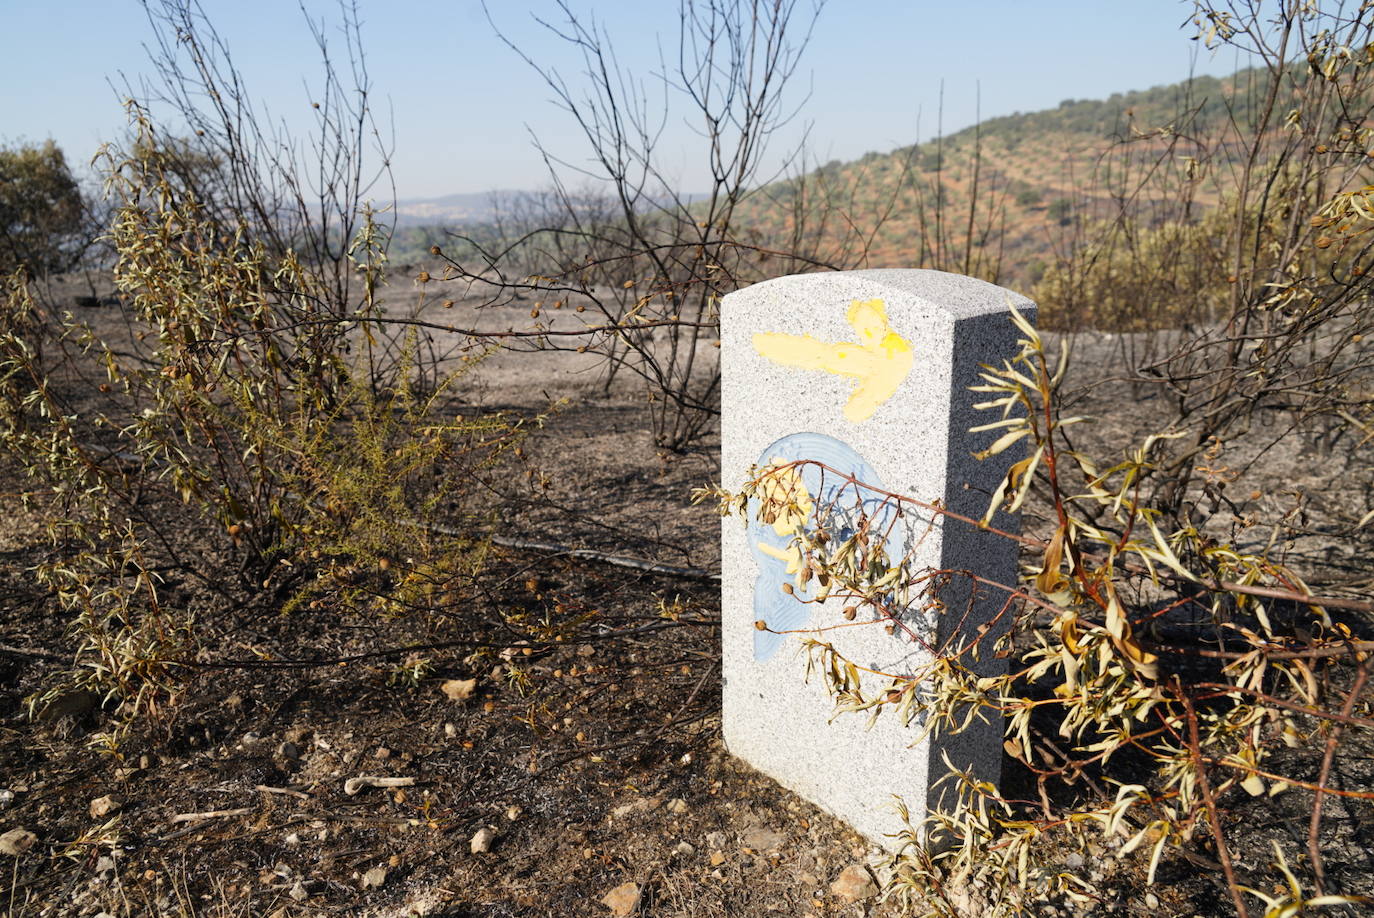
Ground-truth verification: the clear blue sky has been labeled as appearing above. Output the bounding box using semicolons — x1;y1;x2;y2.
2;1;1244;200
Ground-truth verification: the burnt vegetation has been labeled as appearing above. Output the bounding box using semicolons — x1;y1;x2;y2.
2;1;1373;916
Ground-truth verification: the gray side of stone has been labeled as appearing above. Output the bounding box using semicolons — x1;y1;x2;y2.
925;307;1034;817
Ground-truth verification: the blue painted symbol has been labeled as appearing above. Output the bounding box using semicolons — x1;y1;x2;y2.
748;432;900;662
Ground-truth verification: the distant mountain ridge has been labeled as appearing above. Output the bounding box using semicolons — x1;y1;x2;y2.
729;67;1275;286
394;68;1273;280
393;191;514;227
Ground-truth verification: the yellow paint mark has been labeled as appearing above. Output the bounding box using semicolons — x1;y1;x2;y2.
752;298;913;423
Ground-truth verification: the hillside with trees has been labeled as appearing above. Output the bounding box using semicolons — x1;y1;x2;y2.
728;66;1315;311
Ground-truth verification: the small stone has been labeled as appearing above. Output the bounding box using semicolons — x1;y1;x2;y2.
709;850;726;866
89;795;122;819
360;866;387;889
441;678;477;702
577;644;597;658
469;826;498;854
444;722;458;738
373;746;391;760
289;880;308;902
0;790;13;809
0;828;37;857
612;798;654;820
830;864;878;903
740;826;785;851
672;841;696;857
277;742;302;761
666;797;689;815
1144;893;1160;910
1064;851;1085;869
600;882;641;916
95;855;116;875
284;833;301;846
705;830;727;849
505;805;523;821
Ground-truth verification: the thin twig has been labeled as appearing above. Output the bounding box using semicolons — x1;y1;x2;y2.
1307;660;1369;896
1180;686;1250;918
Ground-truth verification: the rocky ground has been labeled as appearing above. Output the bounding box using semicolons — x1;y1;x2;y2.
1;273;1371;917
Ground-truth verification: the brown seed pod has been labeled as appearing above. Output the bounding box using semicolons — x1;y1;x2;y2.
754;619;767;631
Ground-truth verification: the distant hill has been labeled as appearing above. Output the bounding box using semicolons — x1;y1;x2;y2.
393;69;1280;282
394;191;514;227
731;68;1276;287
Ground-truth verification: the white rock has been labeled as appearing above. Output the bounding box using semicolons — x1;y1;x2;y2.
829;864;878;903
441;678;477;702
469;826;498;854
740;826;786;851
611;798;653;820
89;795;121;819
600;882;641;916
0;828;36;857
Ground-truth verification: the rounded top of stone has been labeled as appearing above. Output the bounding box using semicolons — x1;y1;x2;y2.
726;269;1034;320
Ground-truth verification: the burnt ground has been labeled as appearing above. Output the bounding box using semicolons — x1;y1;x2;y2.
1;277;1372;917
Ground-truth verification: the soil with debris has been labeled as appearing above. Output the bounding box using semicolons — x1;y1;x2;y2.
1;276;1371;917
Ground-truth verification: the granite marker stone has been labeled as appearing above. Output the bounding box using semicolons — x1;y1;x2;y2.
720;269;1034;849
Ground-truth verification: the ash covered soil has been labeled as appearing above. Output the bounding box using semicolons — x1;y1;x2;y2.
1;275;1371;917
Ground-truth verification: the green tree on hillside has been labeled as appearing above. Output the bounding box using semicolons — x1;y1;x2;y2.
0;140;87;275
